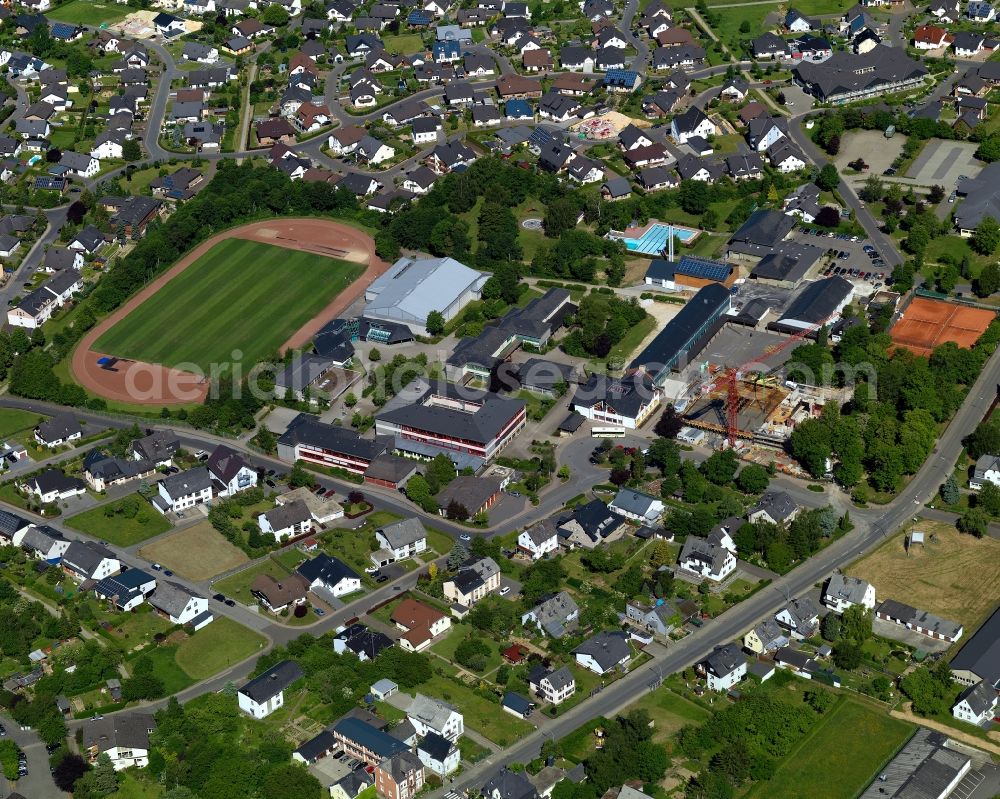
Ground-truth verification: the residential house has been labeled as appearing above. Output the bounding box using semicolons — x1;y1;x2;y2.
418;731;460;776
259;500;313;540
334;624;394;661
702;643;746;691
149;581;211;628
238;660;304;719
62;541;120;582
375;750;425;799
574;630;631;674
776;596;821;639
528;664;575;705
154;467;213;514
206;445;257;496
443;556;501;606
94;570;157;613
251;573;309;614
625;599;680;637
952;682;998;726
13;525;69;562
391;597;452;652
517;521;559;559
34;413;83;448
671;106;717;144
677;525;737;581
130;430;180;466
296;554;361;598
521;591;579;637
609;488;664;523
556;498;627;549
406;693;464;741
970;453;1000;488
743;618;789;654
83;450;157;492
83;714;156;770
24;469;86;504
822;573;876;612
374;517;427;564
747;490;799;525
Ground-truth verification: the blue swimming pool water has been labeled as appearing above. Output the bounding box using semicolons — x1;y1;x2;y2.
622;223;698;254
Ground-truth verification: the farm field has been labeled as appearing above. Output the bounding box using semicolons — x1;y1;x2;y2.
50;0;131;24
846;521;1000;632
139;522;249;580
66;495;172;547
745;699;914;799
94;239;365;373
174;617;266;679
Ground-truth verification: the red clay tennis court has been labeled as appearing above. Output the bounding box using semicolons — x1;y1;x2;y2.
890;297;995;357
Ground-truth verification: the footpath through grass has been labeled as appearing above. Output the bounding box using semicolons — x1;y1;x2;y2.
95;238;365;373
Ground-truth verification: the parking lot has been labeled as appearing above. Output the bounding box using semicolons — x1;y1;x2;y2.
906;139;983;189
789;229;888;297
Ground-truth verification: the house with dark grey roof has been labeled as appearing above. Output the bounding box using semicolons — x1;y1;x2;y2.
625;599;680;637
418;730;459;776
748;490;799;525
34;413;83;448
83;713;156;770
776;596;822;639
334;717;409;765
952;680;997;726
521;591;579;638
130;430;180;465
83;450;157;492
703;642;746;691
557;499;627;549
334;624;394;661
727;209;796;259
238;660;304;718
823;573;876;612
259;499;313;540
149;580;211;628
278;413;391;474
517;519;559;560
296;553;360;597
876;600;964;643
609;488;664;523
94;569;157;612
443;555;501;606
743;617;789;653
483;766;541;799
25;468;86;504
571;372;660;429
678;523;738;582
12;524;67;561
207;444;257;497
528;664;575;704
374;517;427;563
62;540;120;582
155;466;213;514
574;630;631;674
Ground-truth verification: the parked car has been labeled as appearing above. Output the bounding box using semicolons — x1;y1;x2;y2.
213;593;226;602
376;575;389;583
225;599;236;607
151;563;162;571
499;586;511;596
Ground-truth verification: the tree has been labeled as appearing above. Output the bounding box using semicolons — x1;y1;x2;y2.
288;462;311;488
544;197;579;238
840;605;872;643
938;474;960;505
454;636;491;671
928;184;946;204
804;689;835;714
814;206;841;227
426;310;445;336
736;463;769;494
815;163;840;191
447;544;469;570
122;138;142;161
261;3;290;24
52;753;88;792
654;404;683;438
678;180;710;215
700;449;739;485
972;216;1000;256
93;752;119;796
344;392;357;407
832;640;862;669
261;763;323;799
405;474;437;513
975;262;1000;297
978;481;1000;516
859;175;884;203
789;417;832;477
820;611;841;642
446;500;470;521
368;347;381;362
958;506;989;538
739;19;751;32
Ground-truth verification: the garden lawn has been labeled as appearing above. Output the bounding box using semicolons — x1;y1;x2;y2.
66;496;172;547
138;646;194;695
745;698;913;799
174;617;266;679
629;687;712;745
429;623;504;673
212;558;293;605
606;315;657;364
109;772;165;799
417;672;532;746
382;33;426;52
0;408;45;438
95;238;366;373
50;0;131;24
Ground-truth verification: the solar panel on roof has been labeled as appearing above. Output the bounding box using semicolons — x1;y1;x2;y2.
676;256;729;282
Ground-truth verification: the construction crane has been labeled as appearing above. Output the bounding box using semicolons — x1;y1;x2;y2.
700;317;827;447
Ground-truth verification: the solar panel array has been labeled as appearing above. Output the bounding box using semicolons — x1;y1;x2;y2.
676;256;730;282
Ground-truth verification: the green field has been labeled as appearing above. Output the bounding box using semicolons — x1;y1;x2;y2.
174;617;266;679
0;409;45;439
212;558;293;605
50;0;131;25
745;699;914;799
95;239;366;372
66;495;172;547
382;33;426;53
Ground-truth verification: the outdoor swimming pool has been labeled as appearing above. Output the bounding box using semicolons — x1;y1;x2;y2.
616;223;700;255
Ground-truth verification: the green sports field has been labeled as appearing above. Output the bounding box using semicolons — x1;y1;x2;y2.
95;238;365;373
